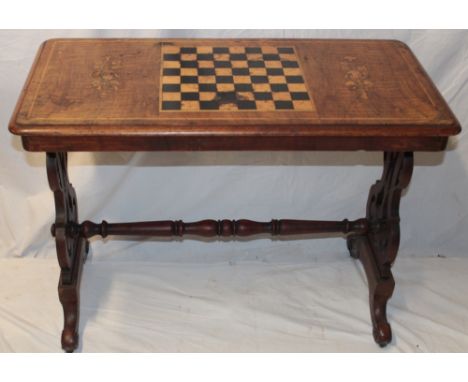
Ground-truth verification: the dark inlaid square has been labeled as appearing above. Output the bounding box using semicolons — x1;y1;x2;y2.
245;47;262;54
199;83;217;92
263;54;281;61
214;61;232;68
291;92;310;100
213;47;229;54
163;53;180;61
274;100;294;109
163;68;181;76
197;53;214;61
218;91;237;102
270;84;289;92
234;83;253;92
230;53;247;61
162;101;181;110
248;60;265;68
232;68;250;76
282;60;300;68
199;100;219;110
216;76;234;83
277;47;295;54
181;76;198;84
266;68;284;76
254;92;273;101
180;47;197;54
286;76;305;83
162;84;181;92
251;76;268;84
181;92;200;101
181;61;198;68
237;100;257;110
198;68;216;76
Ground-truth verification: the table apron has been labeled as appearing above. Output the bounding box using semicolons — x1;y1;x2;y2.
22;135;448;152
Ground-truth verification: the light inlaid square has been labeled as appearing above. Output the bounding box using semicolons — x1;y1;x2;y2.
256;100;276;110
272;92;292;101
214;54;230;61
264;61;282;68
200;92;217;101
162;92;181;101
229;46;245;54
199;76;216;84
219;103;238;111
199;61;215;68
181;101;199;111
288;83;308;92
215;68;233;76
293;100;316;111
232;61;249;68
163;60;181;68
269;76;287;84
163;76;181;84
246;54;262;61
283;68;302;76
181;54;197;61
252;83;271;92
181;84;199;92
237;92;255;101
181;68;198;76
261;46;278;54
217;83;235;92
197;46;213;54
233;76;251;84
249;68;268;76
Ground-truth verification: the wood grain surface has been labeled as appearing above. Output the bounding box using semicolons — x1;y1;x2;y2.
9;38;461;151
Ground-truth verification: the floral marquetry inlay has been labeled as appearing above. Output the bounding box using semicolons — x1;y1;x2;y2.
91;56;122;96
341;56;373;100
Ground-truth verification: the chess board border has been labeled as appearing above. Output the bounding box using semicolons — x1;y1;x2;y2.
158;45;316;113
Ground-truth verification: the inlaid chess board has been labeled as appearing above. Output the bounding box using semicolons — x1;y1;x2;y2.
160;45;316;112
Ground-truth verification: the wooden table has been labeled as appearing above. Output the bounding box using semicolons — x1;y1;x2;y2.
9;38;460;352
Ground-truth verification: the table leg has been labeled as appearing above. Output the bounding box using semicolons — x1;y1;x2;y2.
44;151;413;350
347;152;414;346
47;152;88;352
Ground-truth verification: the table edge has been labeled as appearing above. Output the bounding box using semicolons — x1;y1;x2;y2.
8;38;462;143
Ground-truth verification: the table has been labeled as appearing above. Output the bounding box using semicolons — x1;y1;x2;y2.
9;38;461;352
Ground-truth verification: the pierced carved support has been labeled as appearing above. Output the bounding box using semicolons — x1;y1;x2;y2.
347;151;414;347
366;152;414;276
47;152;88;352
51;218;369;239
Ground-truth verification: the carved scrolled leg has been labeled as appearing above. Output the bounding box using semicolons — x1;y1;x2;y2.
58;236;87;352
349;152;413;346
47;152;86;352
350;235;395;346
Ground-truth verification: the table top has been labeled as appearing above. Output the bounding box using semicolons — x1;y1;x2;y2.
9;38;460;152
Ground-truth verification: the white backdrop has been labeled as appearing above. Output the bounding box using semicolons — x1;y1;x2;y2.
0;30;467;352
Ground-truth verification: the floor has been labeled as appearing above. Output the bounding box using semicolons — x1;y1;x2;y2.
1;243;467;352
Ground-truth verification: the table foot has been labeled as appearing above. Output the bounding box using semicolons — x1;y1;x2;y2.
350;235;395;347
57;236;86;353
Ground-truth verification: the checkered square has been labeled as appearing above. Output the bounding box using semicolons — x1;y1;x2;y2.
161;46;315;112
